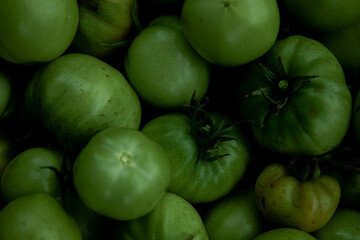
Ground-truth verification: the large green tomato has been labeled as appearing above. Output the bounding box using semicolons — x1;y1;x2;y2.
312;208;360;240
73;127;171;221
141;111;250;203
282;0;360;32
0;193;81;240
1;147;62;203
113;192;208;240
71;0;137;59
203;188;263;240
237;35;352;156
253;228;316;240
181;0;280;67
125;15;210;110
0;0;79;64
25;53;141;155
255;163;340;233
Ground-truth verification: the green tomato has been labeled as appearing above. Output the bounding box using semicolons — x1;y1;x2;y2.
73;127;171;221
0;0;79;64
237;35;352;156
113;192;208;240
0;193;81;240
1;147;63;203
312;208;360;240
203;188;263;240
255;163;340;233
282;0;360;32
25;53;141;155
181;0;280;67
71;0;137;59
141;111;250;203
124;15;210;110
317;20;360;70
253;228;316;240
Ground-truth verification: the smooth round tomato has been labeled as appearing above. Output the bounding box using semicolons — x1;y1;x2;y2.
237;35;352;156
203;188;263;240
113;192;208;240
25;53;141;155
253;228;316;240
0;193;81;240
312;208;360;240
0;0;79;64
73;127;171;221
125;15;210;110
71;0;137;59
181;0;280;67
255;163;340;233
141;111;250;203
1;147;63;203
282;0;360;33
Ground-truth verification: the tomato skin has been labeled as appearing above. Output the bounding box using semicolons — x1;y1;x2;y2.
125;15;210;110
73;127;171;221
71;0;137;59
203;188;263;240
113;192;209;240
282;0;360;33
141;111;250;204
253;228;316;240
0;0;79;64
237;35;352;156
312;208;360;240
0;193;81;240
181;0;280;67
1;147;63;203
255;163;340;233
25;53;141;155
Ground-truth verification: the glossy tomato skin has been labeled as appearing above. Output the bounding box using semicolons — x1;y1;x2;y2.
125;15;210;110
238;35;352;156
181;0;280;67
282;0;360;33
203;188;263;240
255;163;340;233
1;147;63;203
113;192;209;240
25;53;141;155
73;127;171;221
0;0;79;64
0;193;81;240
141;111;250;204
253;228;316;240
312;208;360;240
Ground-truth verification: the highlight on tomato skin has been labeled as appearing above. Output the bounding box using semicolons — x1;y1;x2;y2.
0;0;359;239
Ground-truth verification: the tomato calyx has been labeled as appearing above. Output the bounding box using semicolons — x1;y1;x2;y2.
246;57;319;114
184;92;241;162
287;156;321;182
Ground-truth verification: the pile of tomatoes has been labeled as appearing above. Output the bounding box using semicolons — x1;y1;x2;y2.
1;0;360;239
